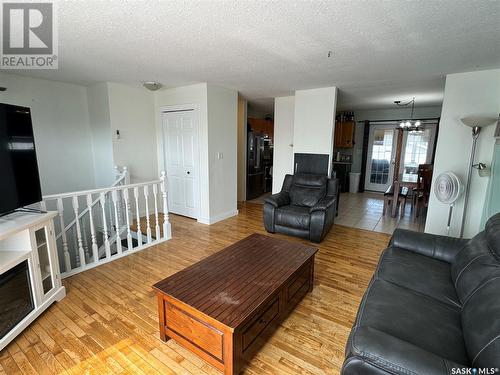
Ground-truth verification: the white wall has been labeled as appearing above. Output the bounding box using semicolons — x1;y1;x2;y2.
87;83;115;187
207;85;238;222
425;69;500;238
272;96;295;193
293;87;337;176
237;96;247;201
107;82;157;183
351;106;443;173
0;73;96;194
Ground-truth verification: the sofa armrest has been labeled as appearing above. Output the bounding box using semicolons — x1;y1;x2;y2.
309;196;336;213
264;192;290;208
390;229;469;263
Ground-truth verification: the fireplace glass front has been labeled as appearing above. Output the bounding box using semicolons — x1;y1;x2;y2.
0;260;34;340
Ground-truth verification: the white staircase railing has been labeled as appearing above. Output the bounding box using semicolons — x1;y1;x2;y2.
41;167;171;278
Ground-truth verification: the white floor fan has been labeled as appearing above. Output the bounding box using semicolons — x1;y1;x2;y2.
433;172;463;235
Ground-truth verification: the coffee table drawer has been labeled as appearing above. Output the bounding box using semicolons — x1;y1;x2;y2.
286;261;312;305
242;297;280;351
165;303;224;361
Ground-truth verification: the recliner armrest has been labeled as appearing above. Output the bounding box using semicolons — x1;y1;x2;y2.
309;196;336;213
390;229;469;263
264;192;290;208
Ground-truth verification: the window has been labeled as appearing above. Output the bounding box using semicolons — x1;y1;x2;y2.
400;125;437;183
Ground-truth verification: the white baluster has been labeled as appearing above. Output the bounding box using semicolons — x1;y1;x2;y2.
107;192;115;234
72;196;86;268
112;190;122;255
86;194;99;263
116;189;123;229
134;187;143;247
81;217;89;262
144;185;152;243
153;184;160;240
57;198;71;272
100;192;111;259
123;188;133;250
160;171;171;239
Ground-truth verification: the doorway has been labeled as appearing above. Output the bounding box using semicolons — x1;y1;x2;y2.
161;109;199;219
364;122;438;192
364;125;397;192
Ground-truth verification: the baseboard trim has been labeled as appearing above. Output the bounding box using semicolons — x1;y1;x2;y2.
197;210;239;225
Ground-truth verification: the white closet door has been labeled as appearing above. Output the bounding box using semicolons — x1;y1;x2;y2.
162;110;199;219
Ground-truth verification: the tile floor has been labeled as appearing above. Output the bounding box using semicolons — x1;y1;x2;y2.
336;191;426;234
247;192;271;204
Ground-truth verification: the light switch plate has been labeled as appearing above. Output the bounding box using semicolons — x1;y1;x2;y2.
217;152;223;160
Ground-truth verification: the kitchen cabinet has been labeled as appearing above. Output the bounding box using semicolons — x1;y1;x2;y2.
334;120;355;148
248;118;273;139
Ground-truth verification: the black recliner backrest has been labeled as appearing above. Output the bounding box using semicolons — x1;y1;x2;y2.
454;213;500;367
288;173;327;207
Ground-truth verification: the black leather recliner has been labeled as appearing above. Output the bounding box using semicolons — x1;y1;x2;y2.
342;212;500;374
263;173;338;243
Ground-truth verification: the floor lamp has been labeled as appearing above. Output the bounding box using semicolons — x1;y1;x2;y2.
459;116;497;238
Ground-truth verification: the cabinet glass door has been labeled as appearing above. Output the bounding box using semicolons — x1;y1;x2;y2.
35;227;53;295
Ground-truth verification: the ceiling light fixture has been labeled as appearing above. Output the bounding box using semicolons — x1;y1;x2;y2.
143;81;162;91
395;97;424;133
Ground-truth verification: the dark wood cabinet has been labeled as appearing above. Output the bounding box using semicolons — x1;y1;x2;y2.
334;120;355;148
248;118;273;139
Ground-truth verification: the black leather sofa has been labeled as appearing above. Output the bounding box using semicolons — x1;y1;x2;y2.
342;212;500;374
263;173;338;243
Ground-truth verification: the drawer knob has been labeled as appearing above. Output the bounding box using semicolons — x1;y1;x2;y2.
259;318;267;325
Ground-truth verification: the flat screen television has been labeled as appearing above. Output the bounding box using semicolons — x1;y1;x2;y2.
0;103;42;215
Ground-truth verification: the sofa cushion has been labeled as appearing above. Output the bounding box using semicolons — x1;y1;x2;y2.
289;174;327;207
378;247;460;307
275;205;310;230
344;326;468;375
354;279;468;364
461;276;500;367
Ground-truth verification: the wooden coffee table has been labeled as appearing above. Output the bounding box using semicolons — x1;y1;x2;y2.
153;233;317;375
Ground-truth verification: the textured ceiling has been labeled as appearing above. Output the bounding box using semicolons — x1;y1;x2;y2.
9;0;500;109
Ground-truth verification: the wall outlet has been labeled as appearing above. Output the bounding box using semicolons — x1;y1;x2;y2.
217;152;223;160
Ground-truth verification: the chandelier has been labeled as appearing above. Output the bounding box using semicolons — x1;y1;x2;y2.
395;97;423;133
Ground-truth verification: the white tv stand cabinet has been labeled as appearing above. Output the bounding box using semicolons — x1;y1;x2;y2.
0;211;65;351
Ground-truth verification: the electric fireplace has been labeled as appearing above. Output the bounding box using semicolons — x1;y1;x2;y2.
0;260;34;340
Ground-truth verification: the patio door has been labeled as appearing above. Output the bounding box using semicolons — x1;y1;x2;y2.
398;124;438;183
364;125;397;192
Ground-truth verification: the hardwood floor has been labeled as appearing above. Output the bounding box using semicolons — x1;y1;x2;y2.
0;203;390;375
